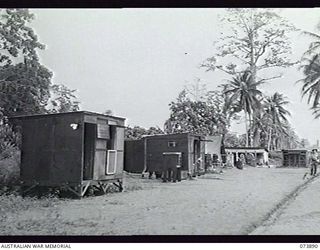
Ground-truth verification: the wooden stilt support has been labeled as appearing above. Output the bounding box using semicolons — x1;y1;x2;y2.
114;179;123;192
21;184;38;196
98;181;109;193
81;181;91;197
66;185;82;198
119;181;123;192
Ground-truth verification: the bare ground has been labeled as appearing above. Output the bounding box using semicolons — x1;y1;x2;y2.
0;167;308;235
251;173;320;235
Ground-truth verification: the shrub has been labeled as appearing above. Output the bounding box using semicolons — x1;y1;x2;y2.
0;148;20;185
0;107;21;185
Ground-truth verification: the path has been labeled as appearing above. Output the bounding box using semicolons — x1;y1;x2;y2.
251;174;320;235
0;168;308;235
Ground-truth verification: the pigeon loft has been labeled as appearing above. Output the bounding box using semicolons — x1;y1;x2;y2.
10;111;125;197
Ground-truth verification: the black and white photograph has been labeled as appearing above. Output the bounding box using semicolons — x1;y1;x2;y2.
0;7;320;240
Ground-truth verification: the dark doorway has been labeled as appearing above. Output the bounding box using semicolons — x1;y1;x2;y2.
83;123;96;180
233;153;237;165
193;139;201;172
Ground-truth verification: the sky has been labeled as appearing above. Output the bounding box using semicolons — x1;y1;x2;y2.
29;8;320;145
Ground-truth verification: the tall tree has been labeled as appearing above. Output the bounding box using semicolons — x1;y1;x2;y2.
299;21;320;118
0;62;52;116
311;105;320;119
264;92;290;123
184;78;207;102
264;92;291;150
301;22;320;57
224;132;246;147
224;71;263;146
250;92;293;150
250;106;271;147
201;8;297;82
125;126;164;140
48;84;80;113
165;89;227;136
0;9;81;117
299;54;320;111
0;9;45;66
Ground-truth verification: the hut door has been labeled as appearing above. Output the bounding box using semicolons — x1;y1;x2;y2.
93;123;110;179
83;123;96;180
105;125;118;175
193;140;201;169
163;154;181;169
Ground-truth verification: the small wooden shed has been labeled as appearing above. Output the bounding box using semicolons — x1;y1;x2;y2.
10;111;125;197
282;149;308;168
124;133;206;179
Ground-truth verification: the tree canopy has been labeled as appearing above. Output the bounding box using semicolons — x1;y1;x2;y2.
0;9;80;117
0;9;45;66
125;126;164;140
201;8;297;82
0;62;52;116
165;88;228;136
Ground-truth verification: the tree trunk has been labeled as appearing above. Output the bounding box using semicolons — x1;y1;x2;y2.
267;127;272;151
248;112;252;147
249;30;257;84
244;111;249;147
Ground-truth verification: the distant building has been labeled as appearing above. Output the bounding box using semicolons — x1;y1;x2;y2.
125;133;205;178
282;149;308;168
224;147;269;166
124;133;222;178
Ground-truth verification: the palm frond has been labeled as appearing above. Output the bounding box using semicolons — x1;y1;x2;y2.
311;105;320;119
302;30;320;40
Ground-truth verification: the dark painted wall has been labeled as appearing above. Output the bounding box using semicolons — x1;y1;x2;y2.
124;139;145;173
146;135;189;173
20;113;83;185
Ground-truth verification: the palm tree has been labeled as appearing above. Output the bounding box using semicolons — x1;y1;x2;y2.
250;106;271;148
311;105;320;119
264;92;291;150
265;92;291;123
299;22;320;117
302;24;320;57
299;54;320;110
224;71;263;146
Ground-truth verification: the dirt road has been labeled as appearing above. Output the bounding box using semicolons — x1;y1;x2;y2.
0;167;308;235
251;174;320;235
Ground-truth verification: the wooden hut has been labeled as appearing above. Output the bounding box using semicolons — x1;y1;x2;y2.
10;111;125;197
124;133;206;179
282;149;308;168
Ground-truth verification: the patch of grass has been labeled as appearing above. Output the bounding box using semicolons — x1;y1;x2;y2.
0;193;61;234
0;148;20;185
